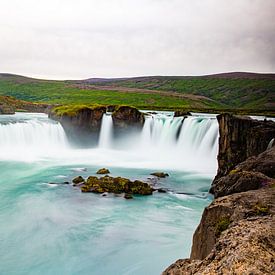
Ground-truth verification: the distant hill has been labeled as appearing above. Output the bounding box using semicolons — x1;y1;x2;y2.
0;72;274;112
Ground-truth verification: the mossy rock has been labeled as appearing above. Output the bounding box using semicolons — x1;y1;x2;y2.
150;172;169;178
96;168;110;174
80;175;153;196
72;176;85;186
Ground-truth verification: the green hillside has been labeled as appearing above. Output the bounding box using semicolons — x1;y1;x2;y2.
0;72;274;114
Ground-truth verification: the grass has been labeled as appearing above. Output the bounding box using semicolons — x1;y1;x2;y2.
0;73;274;113
52;104;106;116
110;77;275;109
0;78;206;110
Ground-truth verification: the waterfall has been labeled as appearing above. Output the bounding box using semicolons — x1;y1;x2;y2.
0;113;68;160
0;112;219;172
98;114;113;148
137;113;219;167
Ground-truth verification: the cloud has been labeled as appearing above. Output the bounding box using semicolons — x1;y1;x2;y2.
0;0;274;79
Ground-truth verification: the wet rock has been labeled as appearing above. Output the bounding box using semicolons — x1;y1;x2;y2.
157;188;167;193
96;168;110;174
112;106;145;135
80;175;153;196
124;193;133;199
72;176;85;185
150;172;169;178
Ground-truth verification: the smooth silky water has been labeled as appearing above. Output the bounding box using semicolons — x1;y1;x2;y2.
0;112;218;275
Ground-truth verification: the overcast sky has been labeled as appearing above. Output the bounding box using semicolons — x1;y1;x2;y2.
0;0;274;79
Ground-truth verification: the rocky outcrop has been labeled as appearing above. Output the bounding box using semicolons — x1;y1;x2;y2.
96;168;110;174
49;105;106;146
213;114;275;183
76;175;153;196
0;95;49;114
163;114;275;274
163;213;274;274
163;185;275;274
112;106;145;135
210;147;275;198
150;172;169;178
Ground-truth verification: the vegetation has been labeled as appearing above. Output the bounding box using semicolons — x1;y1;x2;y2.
215;217;231;236
254;204;269;216
52;104;105;116
0;73;274;114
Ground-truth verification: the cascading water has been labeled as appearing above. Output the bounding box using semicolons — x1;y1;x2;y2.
0;113;68;161
0;111;218;275
98;113;113;148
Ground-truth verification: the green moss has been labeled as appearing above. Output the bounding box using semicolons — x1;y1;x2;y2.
53;104;104;116
215;217;230;236
254;204;269;216
229;169;239;175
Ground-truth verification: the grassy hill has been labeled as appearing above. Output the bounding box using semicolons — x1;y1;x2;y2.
0;72;274;114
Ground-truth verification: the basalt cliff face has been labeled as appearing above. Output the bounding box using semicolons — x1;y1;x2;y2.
49;105;145;145
163;114;275;275
49;106;107;146
112;105;145;136
213;113;275;182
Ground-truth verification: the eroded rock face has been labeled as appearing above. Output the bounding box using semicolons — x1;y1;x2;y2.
163;215;275;275
210;146;275;198
214;114;275;183
49;106;106;146
112;106;145;135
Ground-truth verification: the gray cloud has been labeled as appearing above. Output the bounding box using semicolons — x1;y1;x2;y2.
0;0;274;79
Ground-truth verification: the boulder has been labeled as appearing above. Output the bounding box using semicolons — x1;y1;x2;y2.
96;168;110;174
72;176;85;185
150;172;169;178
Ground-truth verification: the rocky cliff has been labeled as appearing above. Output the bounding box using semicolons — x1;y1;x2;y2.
163;114;275;275
49;105;107;146
112;105;145;136
49;105;145;145
213;113;275;182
